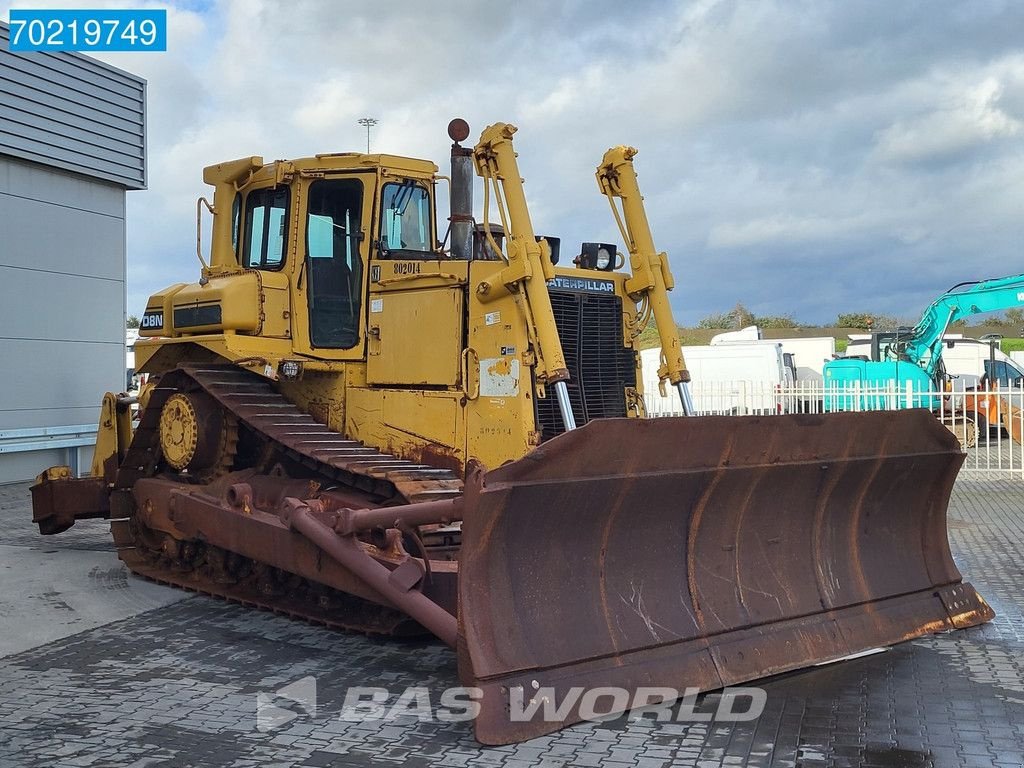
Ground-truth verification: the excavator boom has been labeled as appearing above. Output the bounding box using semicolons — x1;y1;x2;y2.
904;272;1024;379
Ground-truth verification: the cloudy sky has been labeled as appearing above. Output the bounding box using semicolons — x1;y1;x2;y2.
4;0;1024;326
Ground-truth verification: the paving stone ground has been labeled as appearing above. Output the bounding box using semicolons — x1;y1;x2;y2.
0;479;1022;768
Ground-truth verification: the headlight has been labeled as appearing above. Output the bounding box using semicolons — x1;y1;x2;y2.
279;360;303;380
578;242;618;271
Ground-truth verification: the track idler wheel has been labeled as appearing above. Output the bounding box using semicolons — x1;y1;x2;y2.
158;392;237;481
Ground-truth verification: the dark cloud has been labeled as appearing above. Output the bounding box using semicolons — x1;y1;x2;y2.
3;0;1021;327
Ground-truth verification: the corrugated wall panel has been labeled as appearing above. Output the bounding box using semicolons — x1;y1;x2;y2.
0;196;125;279
0;156;128;481
0;103;141;152
0;124;144;179
0;152;124;216
0;267;125;343
0;21;145;189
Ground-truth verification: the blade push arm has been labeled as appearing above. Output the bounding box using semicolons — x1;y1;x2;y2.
597;147;694;415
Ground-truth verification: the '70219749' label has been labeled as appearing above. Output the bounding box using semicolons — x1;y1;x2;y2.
7;9;167;52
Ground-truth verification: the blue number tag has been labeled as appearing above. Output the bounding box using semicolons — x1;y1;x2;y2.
8;9;167;52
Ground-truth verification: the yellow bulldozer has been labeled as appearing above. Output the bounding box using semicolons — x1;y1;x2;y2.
31;119;992;745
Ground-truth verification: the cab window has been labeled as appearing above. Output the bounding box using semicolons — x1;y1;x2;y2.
985;359;1024;388
379;181;432;255
306;179;363;349
243;186;289;270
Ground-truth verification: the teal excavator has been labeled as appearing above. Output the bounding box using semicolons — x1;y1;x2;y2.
824;271;1024;410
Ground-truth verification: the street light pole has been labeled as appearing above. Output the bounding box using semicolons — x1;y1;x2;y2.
357;117;378;153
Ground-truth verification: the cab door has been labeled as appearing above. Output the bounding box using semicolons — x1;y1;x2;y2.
365;179;464;387
292;174;375;359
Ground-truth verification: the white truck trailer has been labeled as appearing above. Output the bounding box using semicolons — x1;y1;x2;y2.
711;327;836;384
641;343;794;416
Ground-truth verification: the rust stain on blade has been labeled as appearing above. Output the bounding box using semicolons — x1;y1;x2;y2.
684;432;734;634
597;470;638;660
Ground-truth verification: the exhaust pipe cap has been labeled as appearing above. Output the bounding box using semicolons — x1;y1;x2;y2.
448;118;470;144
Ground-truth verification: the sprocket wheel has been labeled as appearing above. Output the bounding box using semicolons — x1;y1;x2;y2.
158;391;238;483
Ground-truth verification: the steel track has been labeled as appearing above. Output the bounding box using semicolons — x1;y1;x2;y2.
109;363;463;635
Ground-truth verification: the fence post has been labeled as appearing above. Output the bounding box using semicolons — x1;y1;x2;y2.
1018;385;1023;480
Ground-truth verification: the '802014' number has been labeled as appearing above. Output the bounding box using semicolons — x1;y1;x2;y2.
8;9;167;52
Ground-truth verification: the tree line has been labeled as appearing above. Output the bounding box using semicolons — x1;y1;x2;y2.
696;303;1024;330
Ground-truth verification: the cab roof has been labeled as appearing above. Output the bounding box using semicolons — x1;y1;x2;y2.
243;153;438;181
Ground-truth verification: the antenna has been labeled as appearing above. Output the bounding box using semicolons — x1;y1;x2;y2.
357;117;378;153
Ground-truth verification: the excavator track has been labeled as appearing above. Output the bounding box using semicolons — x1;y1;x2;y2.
110;363;463;636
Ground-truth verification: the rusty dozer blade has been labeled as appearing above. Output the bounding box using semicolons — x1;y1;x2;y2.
458;409;993;745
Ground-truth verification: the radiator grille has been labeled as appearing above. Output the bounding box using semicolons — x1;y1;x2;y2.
535;290;637;440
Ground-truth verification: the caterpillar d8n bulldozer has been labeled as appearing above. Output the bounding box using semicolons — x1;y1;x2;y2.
31;119;992;744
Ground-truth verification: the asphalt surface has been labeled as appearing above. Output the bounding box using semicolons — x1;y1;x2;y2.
0;478;1022;768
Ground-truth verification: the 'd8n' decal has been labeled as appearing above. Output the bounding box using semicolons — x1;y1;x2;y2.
141;312;164;330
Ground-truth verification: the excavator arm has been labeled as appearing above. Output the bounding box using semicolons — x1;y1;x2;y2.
596;146;695;414
905;272;1024;378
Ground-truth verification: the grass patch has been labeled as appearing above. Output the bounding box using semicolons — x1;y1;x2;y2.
637;325;661;349
1001;338;1024;353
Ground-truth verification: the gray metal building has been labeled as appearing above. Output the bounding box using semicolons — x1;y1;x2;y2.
0;21;146;483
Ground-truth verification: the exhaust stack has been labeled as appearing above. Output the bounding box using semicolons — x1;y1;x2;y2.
448;118;474;260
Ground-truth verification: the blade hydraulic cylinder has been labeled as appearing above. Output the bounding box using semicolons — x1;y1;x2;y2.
676;381;695;416
553;380;577;431
597;146;692;413
473;123;569;385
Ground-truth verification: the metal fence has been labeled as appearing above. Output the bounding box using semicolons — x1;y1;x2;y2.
0;424;97;479
643;379;1024;479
